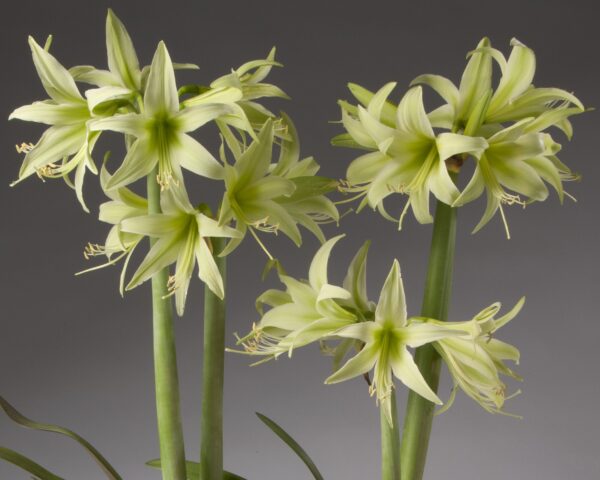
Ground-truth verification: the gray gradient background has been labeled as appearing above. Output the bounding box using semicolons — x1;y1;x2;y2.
1;0;599;478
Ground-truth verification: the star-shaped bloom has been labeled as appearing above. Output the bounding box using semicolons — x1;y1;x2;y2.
337;84;487;225
325;260;460;425
234;235;357;359
119;184;241;315
9;36;98;211
90;41;234;190
416;298;524;415
218;117;338;255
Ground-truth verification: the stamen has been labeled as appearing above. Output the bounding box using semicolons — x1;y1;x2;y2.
15;142;34;154
84;242;105;259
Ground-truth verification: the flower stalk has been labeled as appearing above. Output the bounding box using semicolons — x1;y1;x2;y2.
147;170;187;480
400;196;457;480
200;236;227;480
380;390;401;480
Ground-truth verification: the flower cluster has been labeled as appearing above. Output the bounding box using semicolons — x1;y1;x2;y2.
334;38;585;236
233;237;523;424
10;10;338;314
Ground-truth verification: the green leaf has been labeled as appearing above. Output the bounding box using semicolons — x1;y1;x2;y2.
145;459;246;480
0;395;122;480
0;447;64;480
256;413;325;480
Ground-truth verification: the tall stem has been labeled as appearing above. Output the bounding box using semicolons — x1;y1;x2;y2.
381;390;401;480
400;199;457;480
200;237;227;480
147;172;187;480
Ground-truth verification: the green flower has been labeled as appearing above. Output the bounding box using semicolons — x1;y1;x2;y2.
234;235;357;359
9;36;98;211
325;260;459;425
120;184;241;315
90;41;233;190
79;162;147;293
218;117;338;254
416;298;524;415
336;84;487;225
454;119;578;235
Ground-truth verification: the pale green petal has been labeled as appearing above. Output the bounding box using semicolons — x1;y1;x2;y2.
427;157;460;205
28;36;83;103
308;234;344;291
144;41;178;115
454;166;485;206
347;151;391;185
347;83;397;126
390;346;442;404
317;284;352;303
173;229;197;315
332;322;378;343
99;200;144;225
367;82;397;119
235;119;274;186
488;133;546;162
127;234;182;289
409;184;434;225
522;107;583;136
427;104;454;130
525;156;563;200
17;124;85;180
458;37;493;121
396;87;434;138
174;133;224;180
358;106;395;145
106;9;141;90
183;86;243;107
89;112;146;137
85;86;134;115
494;297;525;330
104;138;156;190
401;323;461;348
436;132;488;162
259;303;319;331
325;342;379;384
410;74;459;110
341;109;376;148
463;89;492;137
69;66;120;87
196;238;225;299
242;83;289;100
491;158;548;201
73;157;89;212
176;103;234;132
489;38;536;114
342;240;371;312
238;176;295;202
196;213;242;238
9;101;89;125
121;213;186;237
375;260;407;327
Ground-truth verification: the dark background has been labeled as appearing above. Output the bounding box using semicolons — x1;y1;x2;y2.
1;0;598;478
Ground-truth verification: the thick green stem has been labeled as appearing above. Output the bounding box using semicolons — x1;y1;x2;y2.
400;199;457;480
200;237;227;480
381;390;401;480
147;172;187;480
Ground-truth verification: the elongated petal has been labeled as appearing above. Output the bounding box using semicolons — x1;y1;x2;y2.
85;86;134;115
396;87;434;138
144;41;178;115
127;234;182;289
106;9;141;90
174;134;224;180
333;322;378;343
69;65;120;87
183;86;243;107
358;106;395;145
375;260;407;327
9;101;89;125
235;119;274;186
367;82;397;120
121;213;186;237
390;346;442;404
28;36;83;103
104;138;156;190
342;241;371;312
347;83;397;127
491;157;548;201
325;342;379;384
458;37;493;121
196;238;225;299
99;200;144;225
401;323;461;348
494;297;525;330
453;165;485;206
410;74;459;110
196;213;242;238
347;151;391;185
176;103;234;132
17;124;84;180
89;112;146;136
427;157;460;205
489;39;536;114
308;234;344;291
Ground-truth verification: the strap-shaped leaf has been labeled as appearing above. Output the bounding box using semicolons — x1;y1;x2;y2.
256;412;324;480
0;395;122;480
146;459;246;480
0;447;64;480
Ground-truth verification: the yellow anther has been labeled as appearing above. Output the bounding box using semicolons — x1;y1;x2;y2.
15;142;34;154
